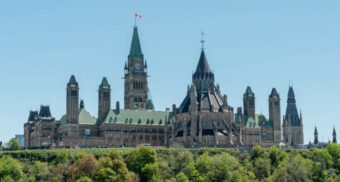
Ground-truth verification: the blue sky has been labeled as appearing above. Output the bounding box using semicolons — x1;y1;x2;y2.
0;1;339;144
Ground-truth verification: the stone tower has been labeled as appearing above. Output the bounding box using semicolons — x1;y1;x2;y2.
269;88;281;143
124;26;148;110
243;86;255;119
314;126;319;144
66;75;79;136
98;77;111;123
333;127;337;143
283;86;304;146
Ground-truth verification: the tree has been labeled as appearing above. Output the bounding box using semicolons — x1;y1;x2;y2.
76;176;93;182
0;157;23;181
269;146;287;168
29;161;52;181
175;172;190;182
96;168;116;182
7;138;20;151
253;157;271;180
271;154;313;182
141;163;159;182
68;153;98;181
126;147;156;174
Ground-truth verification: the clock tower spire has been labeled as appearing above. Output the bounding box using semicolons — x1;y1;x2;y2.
124;26;149;110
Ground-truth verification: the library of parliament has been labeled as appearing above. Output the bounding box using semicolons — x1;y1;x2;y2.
24;25;305;148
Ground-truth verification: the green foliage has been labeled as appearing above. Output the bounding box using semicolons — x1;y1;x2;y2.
0;157;23;181
76;176;93;182
175;172;190;182
95;168;116;182
7;138;20;151
1;145;339;182
141;163;159;182
271;153;313;182
126;147;156;174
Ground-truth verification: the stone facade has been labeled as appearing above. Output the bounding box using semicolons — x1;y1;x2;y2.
24;25;304;148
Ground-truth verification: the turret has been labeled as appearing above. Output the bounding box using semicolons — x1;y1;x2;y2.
66;75;79;136
269;88;281;142
67;75;79;124
333;127;337;143
98;77;111;124
314;126;319;144
243;86;255;119
192;50;215;93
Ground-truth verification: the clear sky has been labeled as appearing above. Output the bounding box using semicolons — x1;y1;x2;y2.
0;1;339;144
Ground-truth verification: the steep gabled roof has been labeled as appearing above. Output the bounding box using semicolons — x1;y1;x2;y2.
99;77;110;89
39;105;52;118
270;88;279;98
244;86;254;97
28;111;38;122
68;75;78;86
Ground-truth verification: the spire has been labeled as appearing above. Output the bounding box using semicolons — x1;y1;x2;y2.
129;26;143;57
244;86;254;97
314;126;319;144
270;88;279;98
190;84;197;97
285;86;301;126
314;126;318;135
68;75;78;86
99;77;110;89
333;127;337;143
195;50;212;75
288;86;296;103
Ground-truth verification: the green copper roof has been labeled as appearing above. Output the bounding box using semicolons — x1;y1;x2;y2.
146;99;155;110
243;114;269;129
79;108;97;125
129;26;143;56
99;77;110;88
103;109;172;126
244;86;254;97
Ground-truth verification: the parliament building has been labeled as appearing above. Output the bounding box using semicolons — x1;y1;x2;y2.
24;25;304;148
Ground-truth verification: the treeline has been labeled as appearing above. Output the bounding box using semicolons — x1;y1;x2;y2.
0;144;340;182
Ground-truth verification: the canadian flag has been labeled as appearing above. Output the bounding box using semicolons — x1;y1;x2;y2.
135;13;142;19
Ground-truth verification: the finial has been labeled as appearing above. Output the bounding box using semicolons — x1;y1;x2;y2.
200;31;205;50
134;12;142;27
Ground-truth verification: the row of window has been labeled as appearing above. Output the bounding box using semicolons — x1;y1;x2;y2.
108;117;165;125
107;132;164;141
133;82;144;90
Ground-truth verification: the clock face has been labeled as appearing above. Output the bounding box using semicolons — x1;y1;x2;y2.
134;63;142;71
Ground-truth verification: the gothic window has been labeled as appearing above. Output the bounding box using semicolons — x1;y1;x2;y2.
138;119;141;124
159;120;162;125
125;118;129;124
109;117;113;123
129;119;133;124
114;117;117;123
147;119;150;124
151;119;154;124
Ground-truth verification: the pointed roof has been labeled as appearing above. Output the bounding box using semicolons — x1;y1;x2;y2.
99;77;110;88
270;88;279;98
146;99;155;110
285;86;301;126
195;50;212;74
244;86;254;97
288;86;296;103
129;26;143;56
39;105;52;118
68;75;78;86
80;100;85;109
190;84;197;96
314;126;318;135
28;111;38;122
333;127;336;135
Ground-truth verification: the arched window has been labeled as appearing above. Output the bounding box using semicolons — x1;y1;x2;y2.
159;120;162;125
151;119;154;124
147;119;150;124
129;119;133;124
114;117;117;123
138;119;142;124
125;118;129;124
